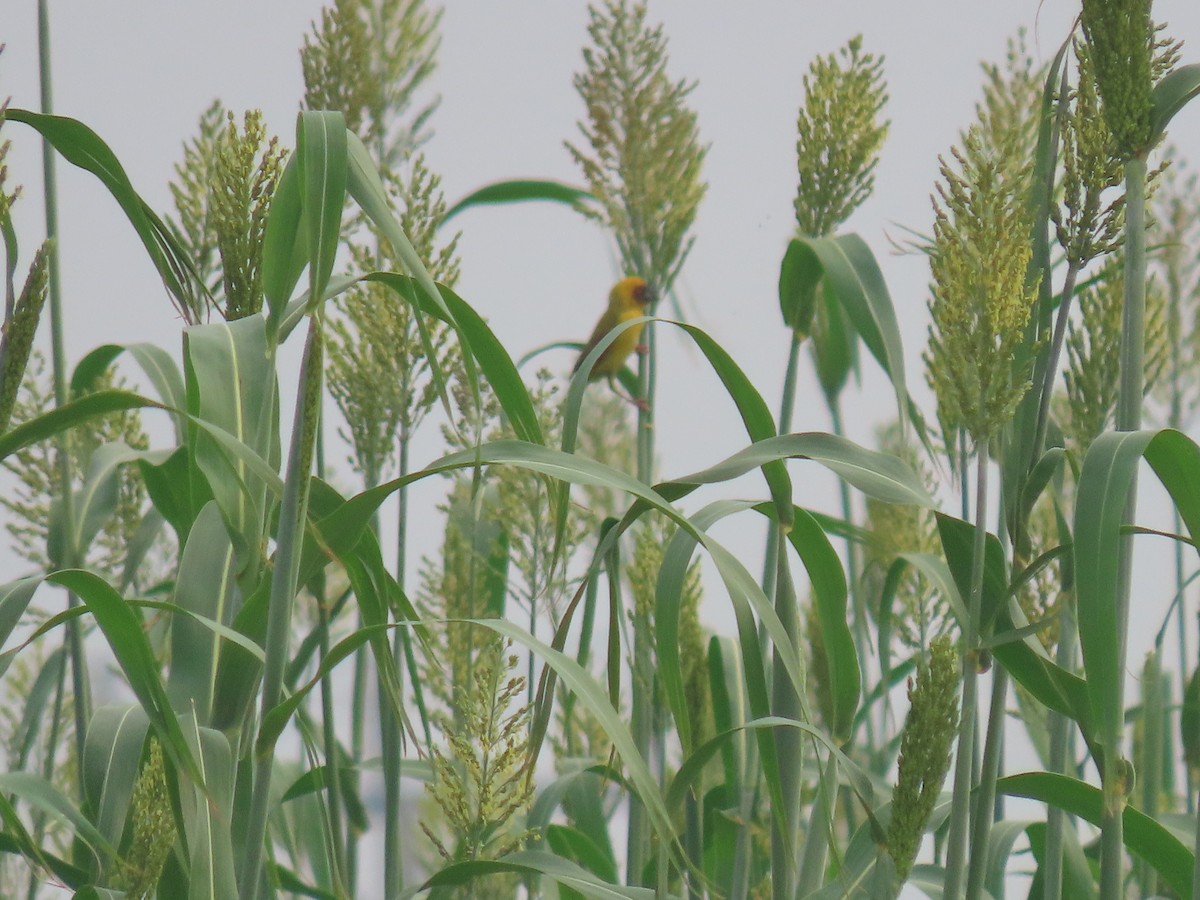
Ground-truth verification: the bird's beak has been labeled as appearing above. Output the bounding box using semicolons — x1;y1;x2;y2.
642;285;658;306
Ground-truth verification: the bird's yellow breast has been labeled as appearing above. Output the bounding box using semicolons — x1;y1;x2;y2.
574;276;653;380
591;307;646;377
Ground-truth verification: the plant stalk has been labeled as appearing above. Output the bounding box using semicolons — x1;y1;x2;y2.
38;0;91;775
239;319;322;899
967;667;1008;899
1043;597;1078;900
382;429;412;898
1100;153;1148;900
770;539;803;900
943;447;989;899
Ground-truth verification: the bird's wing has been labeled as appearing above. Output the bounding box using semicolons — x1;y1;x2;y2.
573;313;616;373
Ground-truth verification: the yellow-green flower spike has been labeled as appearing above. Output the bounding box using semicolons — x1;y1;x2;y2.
888;636;960;885
794;35;889;238
924;129;1040;444
567;0;707;291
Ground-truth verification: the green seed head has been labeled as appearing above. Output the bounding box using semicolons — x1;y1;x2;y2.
887;636;960;884
567;0;707;292
1080;0;1157;159
794;35;889;238
924;129;1041;444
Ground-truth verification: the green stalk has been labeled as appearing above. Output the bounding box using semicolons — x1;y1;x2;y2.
628;309;658;886
943;448;989;899
37;0;90;773
966;667;1008;899
761;330;805;599
1138;648;1164;896
317;577;348;891
796;751;838;895
315;410;351;894
1166;244;1193;815
742;326;803;900
26;653;67;900
770;539;802;900
239;319;322;899
829;398;873;754
382;429;411;898
1043;599;1078;900
1031;262;1082;467
1100;153;1147;900
627;607;652;885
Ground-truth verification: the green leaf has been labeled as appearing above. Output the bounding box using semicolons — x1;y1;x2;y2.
441;179;596;223
139;446;205;545
0;771;117;869
262;152;306;327
413;849;668;900
1183;666;1200;774
0;817;88;888
0;389;164;462
1074;430;1152;749
166;502;239;725
547;824;620;885
5;109;205;316
667;432;934;509
366;273;543;446
784;508;858;740
184;315;279;573
0;577;43;671
935;513;1009;632
47;570;206;791
71;343;187;443
778;238;821;334
782;233;909;426
82;704;149;852
298;110;348;314
999;771;1192;896
810;283;859;406
178;714;238;900
1150;63;1200;142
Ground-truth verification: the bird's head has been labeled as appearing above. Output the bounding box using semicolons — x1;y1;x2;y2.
612;276;656;311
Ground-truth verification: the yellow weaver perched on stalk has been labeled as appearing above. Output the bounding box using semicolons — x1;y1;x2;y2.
573;276;656;406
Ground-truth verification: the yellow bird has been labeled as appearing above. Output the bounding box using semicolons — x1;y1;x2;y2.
573;277;656;402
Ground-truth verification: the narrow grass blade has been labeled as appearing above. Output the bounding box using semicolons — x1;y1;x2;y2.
5;109;205;314
81;704;149;850
441;179;596;223
999;771;1192;896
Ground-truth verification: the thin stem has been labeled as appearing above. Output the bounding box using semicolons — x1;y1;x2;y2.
759;331;804;644
240;320;321;899
1167;247;1193;815
1138;647;1164;896
830;399;873;753
967;667;1008;899
1043;598;1078;900
628;298;658;885
771;539;802;900
1031;261;1082;467
944;447;989;899
1100;153;1148;900
38;0;91;774
383;430;411;898
317;585;348;891
796;751;838;896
